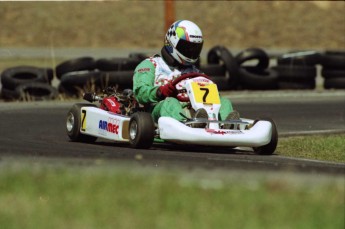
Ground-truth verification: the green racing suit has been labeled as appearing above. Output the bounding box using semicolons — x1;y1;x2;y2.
133;55;234;123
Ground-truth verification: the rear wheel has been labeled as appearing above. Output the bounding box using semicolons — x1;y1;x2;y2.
129;112;155;149
66;103;98;143
253;118;278;155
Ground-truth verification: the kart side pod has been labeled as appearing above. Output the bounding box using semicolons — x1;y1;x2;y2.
80;107;131;142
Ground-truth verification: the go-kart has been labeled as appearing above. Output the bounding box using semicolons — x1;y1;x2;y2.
66;73;278;155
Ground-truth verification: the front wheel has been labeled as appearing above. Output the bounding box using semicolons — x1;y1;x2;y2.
129;112;155;149
66;103;98;143
253;118;278;155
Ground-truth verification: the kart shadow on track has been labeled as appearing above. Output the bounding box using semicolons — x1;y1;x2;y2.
92;139;263;156
152;143;265;155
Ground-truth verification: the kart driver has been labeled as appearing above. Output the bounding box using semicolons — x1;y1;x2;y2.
133;20;239;127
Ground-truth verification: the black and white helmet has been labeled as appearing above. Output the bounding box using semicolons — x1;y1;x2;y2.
164;20;203;66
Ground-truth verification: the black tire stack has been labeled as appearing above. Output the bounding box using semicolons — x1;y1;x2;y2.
235;48;278;90
1;47;344;102
200;45;239;90
0;66;58;101
57;57;99;97
272;51;321;90
321;51;345;89
57;53;148;97
95;56;142;90
200;46;279;90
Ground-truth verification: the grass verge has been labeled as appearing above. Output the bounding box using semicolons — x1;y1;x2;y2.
277;134;345;163
0;161;344;229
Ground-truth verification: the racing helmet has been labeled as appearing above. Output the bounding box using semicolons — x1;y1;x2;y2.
163;20;203;66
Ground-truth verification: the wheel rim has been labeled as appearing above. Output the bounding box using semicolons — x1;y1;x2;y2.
66;112;75;132
129;121;138;140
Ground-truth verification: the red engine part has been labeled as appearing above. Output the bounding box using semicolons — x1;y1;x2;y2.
100;97;121;114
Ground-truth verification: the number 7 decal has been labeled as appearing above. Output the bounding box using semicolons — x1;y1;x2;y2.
81;110;87;131
200;88;209;103
191;82;220;104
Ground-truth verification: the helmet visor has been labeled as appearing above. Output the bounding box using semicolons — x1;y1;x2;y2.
176;39;203;60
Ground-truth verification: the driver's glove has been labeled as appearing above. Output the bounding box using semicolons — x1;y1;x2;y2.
156;82;177;100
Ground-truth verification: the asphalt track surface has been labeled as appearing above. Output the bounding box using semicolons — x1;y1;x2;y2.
0;91;344;175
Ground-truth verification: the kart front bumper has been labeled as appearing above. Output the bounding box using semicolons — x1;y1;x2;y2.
158;117;272;147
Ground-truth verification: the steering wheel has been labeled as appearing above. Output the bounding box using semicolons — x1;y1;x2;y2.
172;72;211;102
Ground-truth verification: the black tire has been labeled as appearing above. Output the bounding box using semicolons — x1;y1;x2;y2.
207;46;240;88
235;47;270;71
216;47;239;89
272;65;317;81
223;48;240;89
46;68;54;83
15;82;59;101
128;52;149;61
98;71;134;89
277;50;321;66
58;84;76;98
59;71;102;96
253;118;278;155
0;87;20;100
321;68;345;79
96;58;140;71
238;67;278;90
199;64;226;76
128;112;155;149
207;45;224;64
56;57;96;79
66;103;98;142
1;66;53;90
324;77;345;89
320;51;345;70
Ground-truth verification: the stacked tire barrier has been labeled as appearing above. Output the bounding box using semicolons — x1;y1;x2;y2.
200;46;279;90
321;51;345;89
235;48;278;90
0;66;58;101
57;54;148;97
57;57;99;97
273;51;321;89
201;47;345;90
0;47;344;101
201;45;239;90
